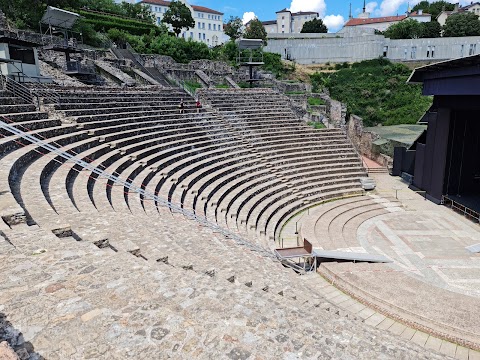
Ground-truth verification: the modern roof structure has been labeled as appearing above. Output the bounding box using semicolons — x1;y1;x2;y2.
236;38;263;50
140;0;223;15
40;6;80;29
408;54;480;85
344;15;406;26
0;36;41;47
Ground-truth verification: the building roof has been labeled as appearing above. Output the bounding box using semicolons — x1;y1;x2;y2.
140;0;223;15
408;54;480;96
262;20;277;25
293;11;318;16
409;11;431;17
192;5;223;15
345;15;406;26
462;2;480;9
408;54;480;83
275;8;318;16
0;36;41;48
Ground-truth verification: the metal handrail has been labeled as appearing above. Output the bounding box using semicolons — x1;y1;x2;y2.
3;68;59;107
3;76;36;106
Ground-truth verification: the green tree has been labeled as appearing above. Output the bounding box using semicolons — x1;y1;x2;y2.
162;0;195;37
411;1;455;19
244;18;267;43
224;16;243;40
421;21;441;38
300;18;328;33
443;12;480;37
384;19;423;39
119;2;155;23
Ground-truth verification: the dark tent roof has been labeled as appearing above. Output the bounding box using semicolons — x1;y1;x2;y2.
408;54;480;83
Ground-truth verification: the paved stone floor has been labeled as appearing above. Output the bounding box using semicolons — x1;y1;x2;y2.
280;173;480;356
361;174;480;298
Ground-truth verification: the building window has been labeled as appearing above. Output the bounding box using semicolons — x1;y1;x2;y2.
383;46;388;57
282;16;284;19
190;32;193;38
431;46;435;58
203;33;206;40
213;24;216;30
469;43;477;55
9;45;35;65
427;45;431;58
411;46;417;59
282;24;285;28
208;23;211;30
199;33;201;39
461;44;464;57
404;48;408;60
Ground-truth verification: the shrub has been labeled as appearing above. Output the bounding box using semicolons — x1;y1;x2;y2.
308;97;326;106
307;121;326;129
311;58;431;126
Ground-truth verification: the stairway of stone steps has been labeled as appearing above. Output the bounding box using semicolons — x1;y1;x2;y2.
0;87;475;358
0;223;451;359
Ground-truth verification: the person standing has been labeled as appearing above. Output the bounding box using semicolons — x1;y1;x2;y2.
179;99;185;114
195;99;202;113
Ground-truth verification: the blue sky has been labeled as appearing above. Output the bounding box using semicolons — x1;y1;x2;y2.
187;0;473;32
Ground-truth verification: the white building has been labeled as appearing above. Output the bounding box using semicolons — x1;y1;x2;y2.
140;0;224;46
262;9;319;34
408;10;432;23
438;2;480;26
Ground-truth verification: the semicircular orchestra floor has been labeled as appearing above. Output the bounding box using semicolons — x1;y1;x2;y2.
288;173;480;351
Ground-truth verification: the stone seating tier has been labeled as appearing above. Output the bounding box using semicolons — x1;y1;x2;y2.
0;88;448;358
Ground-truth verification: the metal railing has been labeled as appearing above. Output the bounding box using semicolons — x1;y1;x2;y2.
0;119;287;265
3;75;35;106
2;75;60;109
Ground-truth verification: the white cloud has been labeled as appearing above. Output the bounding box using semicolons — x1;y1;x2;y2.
378;0;406;16
289;0;327;17
323;15;345;32
365;2;378;13
242;11;256;25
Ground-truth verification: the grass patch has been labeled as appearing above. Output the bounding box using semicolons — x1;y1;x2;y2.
215;84;229;89
285;91;305;95
307;121;326;129
183;80;203;93
308;97;326;106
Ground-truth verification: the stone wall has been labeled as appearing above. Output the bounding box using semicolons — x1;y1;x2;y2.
265;29;480;64
274;81;310;94
326;98;347;130
347;115;392;167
